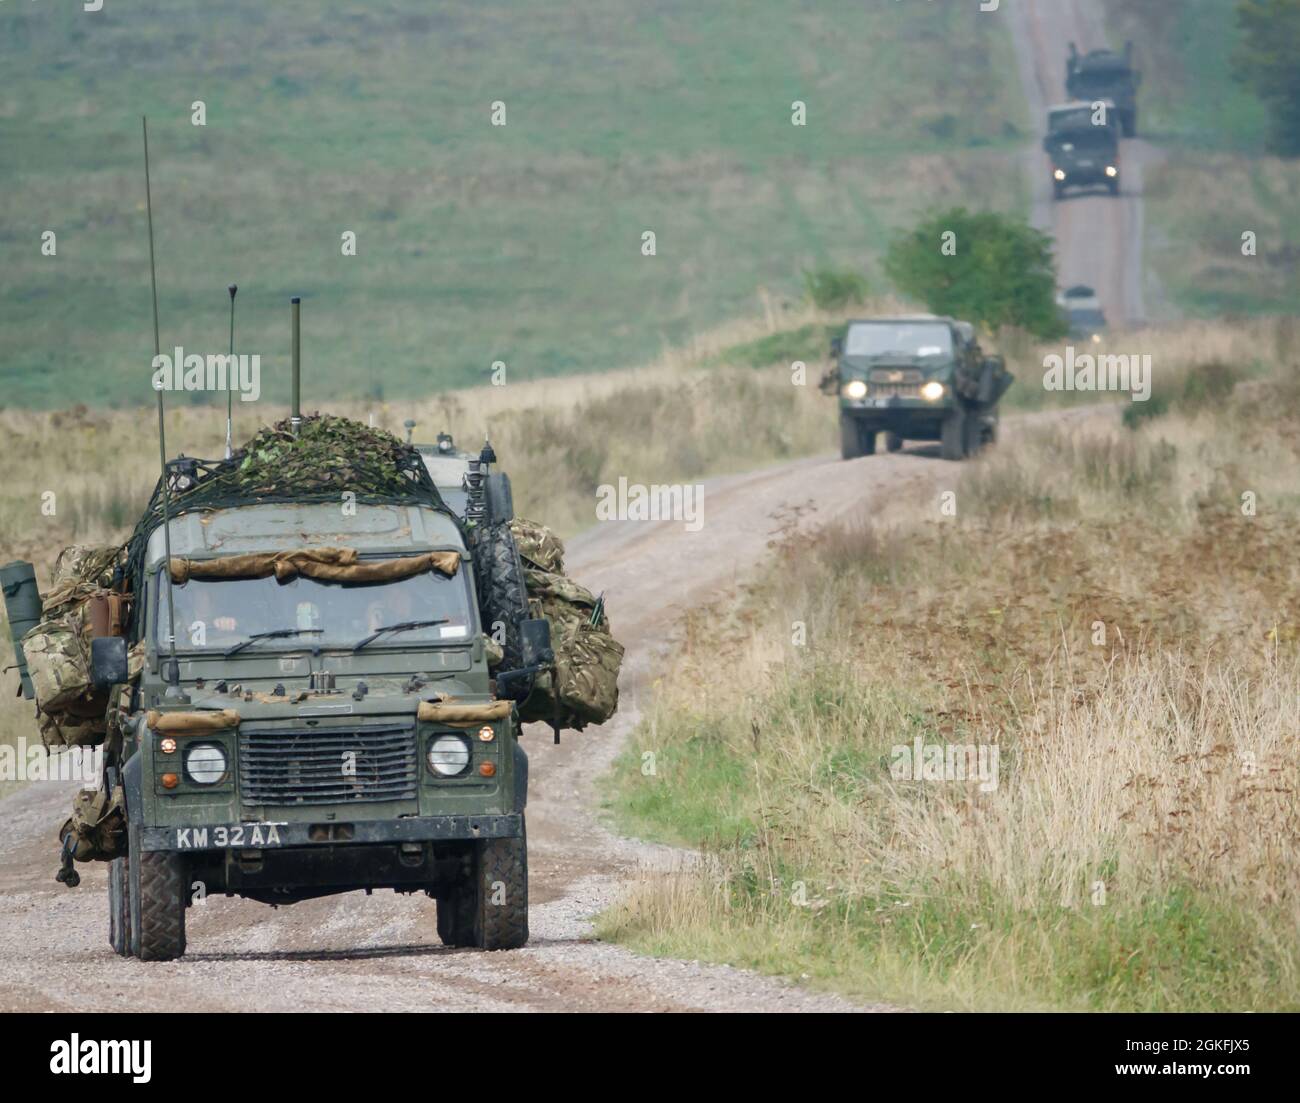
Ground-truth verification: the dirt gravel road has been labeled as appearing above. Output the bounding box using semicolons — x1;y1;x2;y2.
1009;0;1157;326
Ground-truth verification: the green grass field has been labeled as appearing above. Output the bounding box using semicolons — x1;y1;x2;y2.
0;0;1026;409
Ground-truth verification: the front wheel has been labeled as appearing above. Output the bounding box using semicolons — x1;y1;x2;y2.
108;855;132;957
839;416;876;460
473;822;528;950
129;835;187;961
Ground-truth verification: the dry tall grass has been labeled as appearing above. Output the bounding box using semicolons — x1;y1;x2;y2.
601;347;1300;1010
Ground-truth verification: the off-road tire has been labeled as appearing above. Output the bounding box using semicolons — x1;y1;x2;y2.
962;410;986;457
940;408;968;461
839;416;875;460
885;432;904;453
129;842;186;961
473;821;528;950
471;521;529;673
436;884;476;948
108;855;132;957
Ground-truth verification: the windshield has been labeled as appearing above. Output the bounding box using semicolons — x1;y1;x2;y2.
155;567;475;653
844;322;953;359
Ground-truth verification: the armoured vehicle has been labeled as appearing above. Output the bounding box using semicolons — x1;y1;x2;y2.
1044;101;1121;199
822;315;1012;462
1057;285;1107;344
1066;42;1141;137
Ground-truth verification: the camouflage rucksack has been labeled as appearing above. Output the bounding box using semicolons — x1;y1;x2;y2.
510;520;623;730
59;782;126;863
23;543;128;748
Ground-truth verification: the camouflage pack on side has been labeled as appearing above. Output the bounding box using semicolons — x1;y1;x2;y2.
59;782;126;862
509;519;623;729
23;543;124;747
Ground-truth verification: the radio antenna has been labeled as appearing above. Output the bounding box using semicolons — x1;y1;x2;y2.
143;117;185;700
225;284;237;458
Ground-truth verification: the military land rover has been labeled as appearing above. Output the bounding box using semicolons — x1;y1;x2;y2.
822;315;1012;462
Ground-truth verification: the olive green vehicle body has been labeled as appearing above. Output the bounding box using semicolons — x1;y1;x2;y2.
124;502;524;909
825;315;1012;461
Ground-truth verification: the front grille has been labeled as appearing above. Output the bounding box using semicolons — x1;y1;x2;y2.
869;382;922;399
239;723;418;806
869;368;923;399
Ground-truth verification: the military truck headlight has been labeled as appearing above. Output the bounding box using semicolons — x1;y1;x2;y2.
921;381;945;401
428;734;471;777
1105;165;1118;177
1053;169;1067;181
184;743;228;786
841;380;867;400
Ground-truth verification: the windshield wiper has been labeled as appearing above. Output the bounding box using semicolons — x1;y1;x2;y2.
224;627;323;657
352;619;449;652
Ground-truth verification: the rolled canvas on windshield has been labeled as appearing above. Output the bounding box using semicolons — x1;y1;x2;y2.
169;548;460;584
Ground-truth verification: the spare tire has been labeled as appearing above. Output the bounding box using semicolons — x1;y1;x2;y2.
485;472;514;525
470;521;530;673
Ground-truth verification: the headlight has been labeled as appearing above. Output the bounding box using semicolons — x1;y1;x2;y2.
1105;165;1118;177
184;743;228;786
1091;333;1102;344
920;381;945;401
841;379;867;400
1053;169;1066;181
427;734;470;777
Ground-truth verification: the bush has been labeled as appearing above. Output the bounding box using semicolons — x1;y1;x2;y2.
1233;0;1300;157
884;208;1066;338
802;268;870;311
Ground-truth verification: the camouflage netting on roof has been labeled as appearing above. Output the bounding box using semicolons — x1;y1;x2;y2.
121;415;454;630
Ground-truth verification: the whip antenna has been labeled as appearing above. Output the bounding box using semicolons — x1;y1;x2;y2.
143;117;185;700
225;284;237;458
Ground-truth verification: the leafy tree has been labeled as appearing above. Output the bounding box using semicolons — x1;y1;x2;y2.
802;267;870;311
1233;0;1300;156
884;208;1065;337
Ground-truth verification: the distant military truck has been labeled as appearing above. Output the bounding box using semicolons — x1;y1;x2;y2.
822;315;1013;462
1056;285;1108;344
1066;42;1141;137
1044;101;1121;199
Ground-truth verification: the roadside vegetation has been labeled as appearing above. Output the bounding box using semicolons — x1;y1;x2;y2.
599;319;1300;1011
1099;0;1300;316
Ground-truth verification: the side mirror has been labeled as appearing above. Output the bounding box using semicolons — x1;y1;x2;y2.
91;636;129;690
520;618;553;668
829;336;843;358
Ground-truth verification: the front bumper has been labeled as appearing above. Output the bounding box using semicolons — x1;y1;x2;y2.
1055;167;1116;186
141;812;523;852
